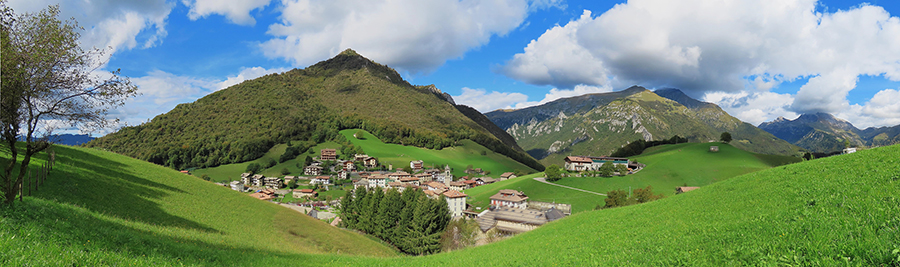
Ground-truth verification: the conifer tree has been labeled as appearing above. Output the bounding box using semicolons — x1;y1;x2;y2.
339;190;356;228
375;188;402;241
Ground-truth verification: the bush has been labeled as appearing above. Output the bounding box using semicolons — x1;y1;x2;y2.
545;164;562;182
281;168;291;175
245;163;261;174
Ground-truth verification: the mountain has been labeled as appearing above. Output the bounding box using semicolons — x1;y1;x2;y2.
485;86;802;164
18;134;94;146
759;112;900;153
87;49;542;171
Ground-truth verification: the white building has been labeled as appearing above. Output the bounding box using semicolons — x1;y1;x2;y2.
442;190;468;217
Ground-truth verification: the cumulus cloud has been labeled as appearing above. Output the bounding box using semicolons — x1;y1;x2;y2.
8;0;172;58
837;89;900;129
501;0;900;125
454;84;612;112
704;91;798;126
182;0;272;25
216;66;291;90
453;87;529;112
260;0;551;73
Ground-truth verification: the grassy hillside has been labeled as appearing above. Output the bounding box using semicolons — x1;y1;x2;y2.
0;145;395;266
340;129;535;177
4;144;896;265
192;141;342;182
554;142;801;197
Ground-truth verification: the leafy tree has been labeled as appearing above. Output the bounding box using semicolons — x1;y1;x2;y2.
245;163;261;174
402;166;413;174
304;155;313;167
614;164;629;176
354;130;365;139
598;162;615;177
265;158;277;168
0;3;138;205
720;132;733;143
287;179;297;189
603;189;629;208
200;174;211;181
843;139;851;149
545;164;562;182
280;168;291;175
632;185;664;203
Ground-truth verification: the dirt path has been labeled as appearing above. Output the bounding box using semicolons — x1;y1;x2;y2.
533;177;607;196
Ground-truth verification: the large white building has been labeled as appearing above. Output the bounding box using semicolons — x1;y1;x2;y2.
564;156;630;172
442;190;468;217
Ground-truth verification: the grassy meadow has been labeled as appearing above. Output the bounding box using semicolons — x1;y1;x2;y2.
0;145;395;266
555;142;801;197
339;129;535;177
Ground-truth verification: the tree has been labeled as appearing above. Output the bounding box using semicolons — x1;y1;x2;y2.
354;130;365;139
280;168;291;175
200;174;211;181
245;163;261;174
1;3;138;205
603;189;628;208
598;161;614;177
402;165;413;174
720;132;732;143
544;164;561;182
614;164;629;176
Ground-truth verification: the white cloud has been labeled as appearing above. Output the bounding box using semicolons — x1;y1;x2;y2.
182;0;272;25
704;91;798;126
8;0;172;58
260;0;550;73
453;87;529;112
837;89;900;129
513;84;612;109
216;66;291;90
501;0;900;126
453;84;612;112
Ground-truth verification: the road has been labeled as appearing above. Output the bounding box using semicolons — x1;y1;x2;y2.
533;177;607;196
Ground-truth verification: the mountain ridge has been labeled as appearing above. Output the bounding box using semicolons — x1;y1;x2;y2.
758;112;900;152
87;49;542;171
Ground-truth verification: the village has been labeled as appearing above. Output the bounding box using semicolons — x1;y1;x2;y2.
218;148;584;236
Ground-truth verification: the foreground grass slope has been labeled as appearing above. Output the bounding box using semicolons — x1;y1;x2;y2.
0;145;395;266
397;143;900;265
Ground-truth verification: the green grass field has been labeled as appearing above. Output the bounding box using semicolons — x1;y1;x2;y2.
554;142;800;197
340;129;535;177
2;144;897;265
0;145;395;266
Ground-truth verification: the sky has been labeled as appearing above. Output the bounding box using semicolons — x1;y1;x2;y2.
8;0;900;136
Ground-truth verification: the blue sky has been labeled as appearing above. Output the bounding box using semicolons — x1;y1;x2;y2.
9;0;900;134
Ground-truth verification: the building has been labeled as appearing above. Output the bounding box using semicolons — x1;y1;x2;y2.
251;174;265;187
425;181;449;192
304;165;323;176
283;176;297;184
293;188;318;198
475;206;567;234
263;176;283;188
564;156;630;172
675;186;700;194
354;154;370;162
368;174;388;188
320;149;337;161
343;161;355;171
399;177;420;186
249;189;276;201
442;190;468;217
843;147;857;154
410;160;424;170
230;180;244;192
337;170;350;180
475;177;497;185
415;173;433;183
389;171;411;181
310;176;332;185
363;157;378;169
354;178;369;190
449;181;467;191
564;156;593;171
490;189;528;209
500;172;516;180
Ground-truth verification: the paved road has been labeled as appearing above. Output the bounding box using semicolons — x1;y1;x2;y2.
533;177;607;196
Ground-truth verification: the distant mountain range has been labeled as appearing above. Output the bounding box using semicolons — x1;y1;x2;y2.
87;49;542;171
18;134;95;146
486;86;802;165
758;113;900;153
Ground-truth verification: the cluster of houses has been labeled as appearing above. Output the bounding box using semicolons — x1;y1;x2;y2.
470;189;569;234
563;155;641;172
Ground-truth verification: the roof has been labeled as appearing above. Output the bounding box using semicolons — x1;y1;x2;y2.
392;171;410;176
313;176;330;180
370;174;388;180
564;156;592;163
500;172;515;178
305;165;323;169
491;190;528;202
478;177;497;183
449;181;466;186
493;207;548;226
677;186;700;193
249;192;275;200
545;207;565;221
425;182;448;189
442;190;467;198
354;179;369;185
400;177;420;182
297;189;315;193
